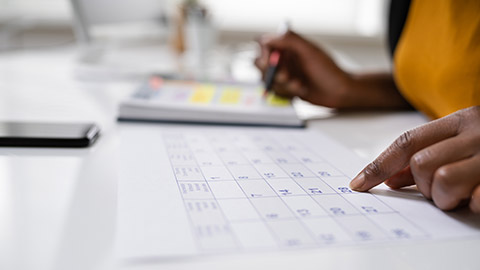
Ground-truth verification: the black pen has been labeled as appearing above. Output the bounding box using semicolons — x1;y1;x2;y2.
264;50;281;93
263;21;290;95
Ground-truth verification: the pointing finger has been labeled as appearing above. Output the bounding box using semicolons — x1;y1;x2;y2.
350;113;462;192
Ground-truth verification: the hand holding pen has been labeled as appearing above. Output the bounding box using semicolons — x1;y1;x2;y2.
255;26;358;108
255;28;409;109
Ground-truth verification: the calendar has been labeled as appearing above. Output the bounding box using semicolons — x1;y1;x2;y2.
117;125;480;258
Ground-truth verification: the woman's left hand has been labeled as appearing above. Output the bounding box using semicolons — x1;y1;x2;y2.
350;106;480;212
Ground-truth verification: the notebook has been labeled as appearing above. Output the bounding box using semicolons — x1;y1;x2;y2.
118;76;304;127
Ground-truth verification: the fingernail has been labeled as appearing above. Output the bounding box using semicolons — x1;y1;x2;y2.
350;172;365;191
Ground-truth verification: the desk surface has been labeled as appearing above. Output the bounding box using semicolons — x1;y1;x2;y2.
1;46;476;270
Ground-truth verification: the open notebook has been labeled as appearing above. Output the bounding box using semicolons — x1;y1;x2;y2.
118;76;304;127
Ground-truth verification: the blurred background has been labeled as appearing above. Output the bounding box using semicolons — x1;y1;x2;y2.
0;0;391;81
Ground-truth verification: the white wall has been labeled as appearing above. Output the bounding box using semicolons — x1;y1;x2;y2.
0;0;387;37
203;0;386;37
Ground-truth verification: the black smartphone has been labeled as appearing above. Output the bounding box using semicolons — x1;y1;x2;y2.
0;122;100;148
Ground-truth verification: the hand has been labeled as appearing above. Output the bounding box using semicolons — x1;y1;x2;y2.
255;31;353;108
350;106;480;212
254;31;411;110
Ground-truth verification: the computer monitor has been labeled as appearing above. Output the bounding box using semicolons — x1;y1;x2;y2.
70;0;167;43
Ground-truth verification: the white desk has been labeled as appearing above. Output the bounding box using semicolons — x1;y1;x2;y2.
1;46;476;270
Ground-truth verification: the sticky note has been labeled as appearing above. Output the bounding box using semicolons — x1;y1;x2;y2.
190;84;215;104
220;88;241;104
266;93;290;107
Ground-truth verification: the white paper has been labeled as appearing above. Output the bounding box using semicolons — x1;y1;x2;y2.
116;124;480;259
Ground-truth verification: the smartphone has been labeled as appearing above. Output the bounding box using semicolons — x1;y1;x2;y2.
0;122;100;148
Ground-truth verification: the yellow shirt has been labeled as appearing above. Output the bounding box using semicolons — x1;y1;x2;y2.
394;0;480;119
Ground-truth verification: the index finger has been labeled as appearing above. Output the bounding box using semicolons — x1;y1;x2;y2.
254;35;277;71
349;113;462;192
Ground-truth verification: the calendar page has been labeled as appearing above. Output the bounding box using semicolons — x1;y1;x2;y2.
116;124;480;259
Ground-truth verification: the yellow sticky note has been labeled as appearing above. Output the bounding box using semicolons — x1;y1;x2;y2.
266;93;290;107
220;88;241;104
190;84;215;104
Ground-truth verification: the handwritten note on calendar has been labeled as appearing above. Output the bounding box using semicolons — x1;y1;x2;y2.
117;125;480;258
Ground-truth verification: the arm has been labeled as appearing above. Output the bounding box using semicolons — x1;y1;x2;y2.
342;73;413;110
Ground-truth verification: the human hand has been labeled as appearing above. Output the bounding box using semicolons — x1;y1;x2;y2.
350;106;480;212
254;31;353;108
254;31;411;110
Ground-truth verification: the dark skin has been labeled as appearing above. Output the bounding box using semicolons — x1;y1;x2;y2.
254;31;411;110
255;30;480;213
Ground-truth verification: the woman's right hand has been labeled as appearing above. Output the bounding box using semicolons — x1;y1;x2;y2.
255;30;354;108
255;31;411;110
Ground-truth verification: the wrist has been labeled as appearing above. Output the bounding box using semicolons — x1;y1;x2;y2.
339;73;410;109
335;72;359;109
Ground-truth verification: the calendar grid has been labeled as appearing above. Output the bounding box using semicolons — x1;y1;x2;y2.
166;134;244;252
267;135;399;241
223;135;323;248
204;134;297;248
187;143;245;252
239;134;359;246
263;135;379;243
163;131;429;252
286;134;431;240
165;135;209;252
